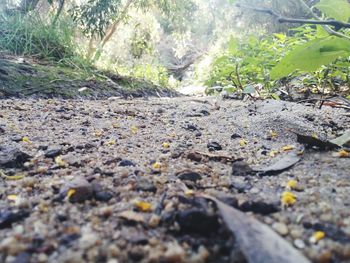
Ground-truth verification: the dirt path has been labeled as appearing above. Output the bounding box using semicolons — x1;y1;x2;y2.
0;97;349;263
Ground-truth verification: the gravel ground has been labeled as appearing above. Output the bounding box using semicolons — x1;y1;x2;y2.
0;97;349;263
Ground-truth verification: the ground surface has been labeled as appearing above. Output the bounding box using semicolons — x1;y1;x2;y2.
0;97;350;263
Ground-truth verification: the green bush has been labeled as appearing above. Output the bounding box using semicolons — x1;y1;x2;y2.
206;25;350;97
0;11;76;61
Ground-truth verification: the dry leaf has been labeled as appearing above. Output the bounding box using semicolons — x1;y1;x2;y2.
200;195;310;263
134;200;153;212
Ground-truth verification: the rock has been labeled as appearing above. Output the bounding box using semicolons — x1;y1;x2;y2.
136;178;157;192
174;209;220;235
184;123;199;131
231;161;255;176
163;242;185;263
272;222;289;236
231;178;252;193
11;135;23;142
44;147;62;158
12;252;31;263
177;171;202;182
294;239;305;249
239;200;279;215
94;191;113;202
187;152;202;162
118;159;136;167
60;177;93;203
231;133;242;139
79;227;99;249
0;146;31;168
0;209;30;229
207;141;222;151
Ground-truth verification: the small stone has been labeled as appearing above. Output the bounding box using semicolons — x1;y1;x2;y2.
187;152;202;162
118;159;136;167
272;222;289;236
0;146;31;168
44;147;62;158
94;191;113;202
177;171;202;182
231;161;254;176
60;177;93;203
149;214;161;228
163;242;185;263
0;209;30;229
79;227;99;249
250;187;260;194
207;141;222;151
184;123;199;131
136;178;157;192
231;133;242;139
294;239;305;249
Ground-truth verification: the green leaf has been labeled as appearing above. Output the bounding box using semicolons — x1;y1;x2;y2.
270;37;350;80
228;37;239;55
242;85;255;94
315;0;350;22
316;25;328;38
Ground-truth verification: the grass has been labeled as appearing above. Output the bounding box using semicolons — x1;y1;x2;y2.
0;11;81;62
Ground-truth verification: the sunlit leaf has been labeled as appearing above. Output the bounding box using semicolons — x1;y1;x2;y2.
271;37;350;79
315;0;350;21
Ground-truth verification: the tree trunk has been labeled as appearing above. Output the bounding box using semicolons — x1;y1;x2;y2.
89;0;134;61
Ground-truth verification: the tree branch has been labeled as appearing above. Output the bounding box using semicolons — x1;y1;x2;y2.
236;2;350;40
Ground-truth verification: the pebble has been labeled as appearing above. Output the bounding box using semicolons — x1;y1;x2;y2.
272;222;289;236
177;171;202;182
0;146;31;168
163;242;185;263
294;239;306;249
60;177;93;203
44;147;62;158
207;141;222;151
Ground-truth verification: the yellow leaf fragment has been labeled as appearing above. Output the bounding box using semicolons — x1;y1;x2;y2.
131;125;138;134
0;170;25;180
312;133;318;139
337;150;349;158
94;130;103;137
184;189;195;197
105;139;116;146
152;162;161;170
239;139;248;147
281;191;297;207
269;130;278;138
22;136;31;143
112;123;120;128
134;200;153;212
286;180;298;189
310;231;325;244
282;145;295;151
55;156;68;167
269;150;279;157
67;189;76;200
7;195;18;202
162;142;170;148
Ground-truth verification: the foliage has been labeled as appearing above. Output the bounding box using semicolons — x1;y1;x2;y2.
271;0;350;79
205;32;302;94
0;11;77;61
